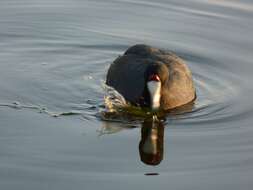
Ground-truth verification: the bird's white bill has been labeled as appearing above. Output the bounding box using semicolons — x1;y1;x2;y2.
147;81;161;110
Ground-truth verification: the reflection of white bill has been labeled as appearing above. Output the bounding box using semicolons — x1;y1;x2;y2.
143;127;158;154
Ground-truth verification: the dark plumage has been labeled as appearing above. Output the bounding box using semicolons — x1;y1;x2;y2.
106;44;196;110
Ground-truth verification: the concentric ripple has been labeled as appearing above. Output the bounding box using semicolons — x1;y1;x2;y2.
166;53;248;125
0;41;249;127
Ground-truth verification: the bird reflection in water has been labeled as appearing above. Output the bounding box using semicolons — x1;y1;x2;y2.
98;116;165;166
139;118;164;166
99;100;194;167
138;102;195;166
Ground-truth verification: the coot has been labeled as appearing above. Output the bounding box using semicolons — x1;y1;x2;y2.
106;44;196;110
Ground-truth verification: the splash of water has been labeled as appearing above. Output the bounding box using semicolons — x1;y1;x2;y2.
102;83;128;112
100;82;166;122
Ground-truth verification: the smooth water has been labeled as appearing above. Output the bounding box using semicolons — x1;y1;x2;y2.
1;0;253;189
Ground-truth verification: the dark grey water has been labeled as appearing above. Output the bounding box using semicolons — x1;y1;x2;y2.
1;0;253;189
